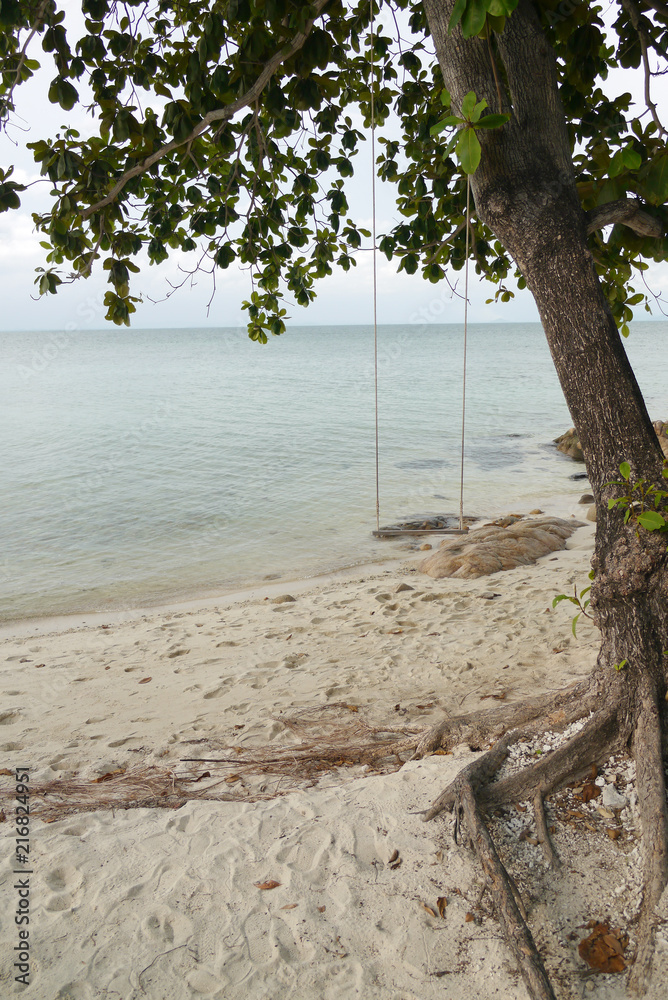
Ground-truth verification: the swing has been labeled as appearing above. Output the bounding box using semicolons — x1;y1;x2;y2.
367;10;471;540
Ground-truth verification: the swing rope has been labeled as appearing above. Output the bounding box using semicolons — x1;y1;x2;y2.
370;5;469;536
370;5;380;533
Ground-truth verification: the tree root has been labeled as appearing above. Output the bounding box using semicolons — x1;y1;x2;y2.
455;777;557;1000
532;788;560;869
422;674;668;999
411;678;598;760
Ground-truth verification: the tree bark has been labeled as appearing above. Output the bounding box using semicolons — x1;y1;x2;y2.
422;1;668;994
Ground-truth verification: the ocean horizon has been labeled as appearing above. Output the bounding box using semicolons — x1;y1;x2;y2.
2;320;666;623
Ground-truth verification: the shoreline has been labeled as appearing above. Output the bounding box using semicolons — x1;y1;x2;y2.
1;486;591;637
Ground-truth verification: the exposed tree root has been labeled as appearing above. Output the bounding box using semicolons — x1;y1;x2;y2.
455;778;557;1000
410;677;598;760
532;788;560;869
421;669;668;1000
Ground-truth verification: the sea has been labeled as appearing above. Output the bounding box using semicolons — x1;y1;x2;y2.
1;321;666;624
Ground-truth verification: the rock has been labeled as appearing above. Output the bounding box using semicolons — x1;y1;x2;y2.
586;504;597;523
653;419;668;460
419;517;585;580
602;784;629;809
578;494;595;504
556;419;668;465
271;594;296;604
529;508;543;515
555;428;584;461
570;472;588;481
419;543;432;551
395;583;414;593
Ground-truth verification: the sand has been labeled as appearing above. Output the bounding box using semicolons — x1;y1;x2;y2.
2;509;668;999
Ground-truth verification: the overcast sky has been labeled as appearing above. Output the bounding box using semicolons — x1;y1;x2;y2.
0;4;665;333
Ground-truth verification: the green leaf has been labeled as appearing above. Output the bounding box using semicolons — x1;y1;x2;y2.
461;0;489;38
48;78;79;111
430;115;462;136
448;0;468;33
469;99;488;123
440;89;451;107
487;0;519;14
552;594;577;607
619;461;631;481
642;153;668;206
461;91;477;119
442;131;460;158
457;128;481;174
636;511;666;531
572;614;580;638
621;146;641;171
474;113;510;129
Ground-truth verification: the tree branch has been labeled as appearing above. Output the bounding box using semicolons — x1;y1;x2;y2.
1;0;52;124
585;198;663;237
81;0;330;220
620;0;668;135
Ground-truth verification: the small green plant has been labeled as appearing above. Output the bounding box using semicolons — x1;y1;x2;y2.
430;90;509;174
613;659;628;672
552;570;594;637
605;461;668;544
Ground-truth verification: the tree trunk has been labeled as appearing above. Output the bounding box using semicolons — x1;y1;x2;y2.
422;0;668;993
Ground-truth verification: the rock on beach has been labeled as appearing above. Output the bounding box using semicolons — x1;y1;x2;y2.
419;516;584;579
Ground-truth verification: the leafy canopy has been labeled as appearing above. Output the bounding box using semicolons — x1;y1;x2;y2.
0;0;666;336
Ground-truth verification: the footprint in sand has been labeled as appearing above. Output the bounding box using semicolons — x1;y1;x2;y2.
43;863;83;912
56;982;94;999
140;905;191;945
0;710;21;725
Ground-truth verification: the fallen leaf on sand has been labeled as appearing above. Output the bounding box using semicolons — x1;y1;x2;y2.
388;849;399;864
224;774;241;784
421;903;438;918
465;912;475;923
280;903;298;910
139;676;152;684
437;897;448;918
579;783;601;803
318;905;326;913
0;769;13;776
578;922;628;973
254;880;281;890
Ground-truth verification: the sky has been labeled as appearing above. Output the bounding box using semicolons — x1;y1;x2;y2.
0;3;665;333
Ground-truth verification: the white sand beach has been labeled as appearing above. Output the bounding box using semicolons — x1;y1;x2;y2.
2;509;667;999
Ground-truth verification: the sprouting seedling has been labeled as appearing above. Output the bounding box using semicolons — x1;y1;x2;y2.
430;89;509;174
552;570;594;637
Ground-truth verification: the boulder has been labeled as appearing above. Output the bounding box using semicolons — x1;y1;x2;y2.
418;516;585;580
653;420;668;460
555;428;584;461
555;420;668;463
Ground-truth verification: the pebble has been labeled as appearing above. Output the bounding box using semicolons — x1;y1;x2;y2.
602;784;629;809
271;594;296;604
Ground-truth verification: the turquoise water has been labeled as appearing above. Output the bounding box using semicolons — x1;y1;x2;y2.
1;322;666;622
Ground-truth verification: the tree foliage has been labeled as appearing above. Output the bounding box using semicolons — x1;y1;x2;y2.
0;0;666;334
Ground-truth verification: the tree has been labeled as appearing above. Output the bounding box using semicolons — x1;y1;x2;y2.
2;1;667;996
